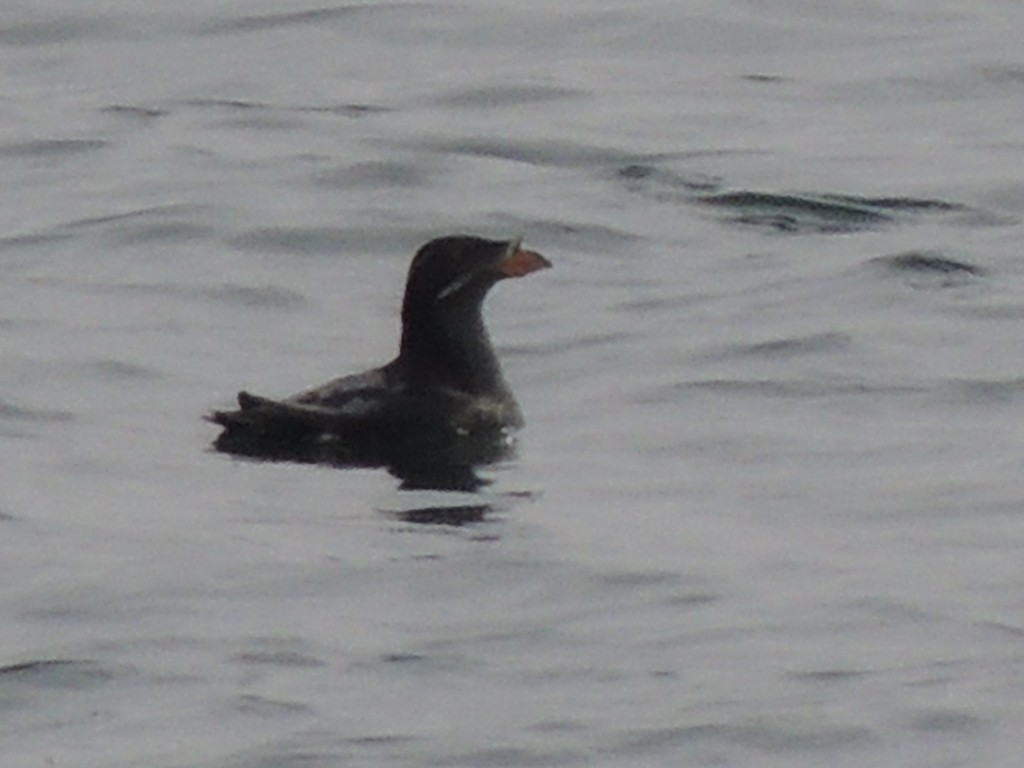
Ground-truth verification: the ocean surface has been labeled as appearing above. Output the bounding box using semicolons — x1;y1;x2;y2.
2;2;1023;766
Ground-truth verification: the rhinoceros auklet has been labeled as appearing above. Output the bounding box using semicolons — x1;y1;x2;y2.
207;235;550;470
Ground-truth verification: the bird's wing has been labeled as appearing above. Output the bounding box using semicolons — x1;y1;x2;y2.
287;368;392;410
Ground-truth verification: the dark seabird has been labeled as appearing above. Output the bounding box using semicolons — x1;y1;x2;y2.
207;235;550;485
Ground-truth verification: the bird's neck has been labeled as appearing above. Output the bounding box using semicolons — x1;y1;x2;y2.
398;304;510;397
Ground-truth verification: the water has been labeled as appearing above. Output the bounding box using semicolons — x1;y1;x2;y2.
3;2;1024;766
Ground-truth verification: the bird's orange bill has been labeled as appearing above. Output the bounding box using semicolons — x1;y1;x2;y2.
498;248;552;278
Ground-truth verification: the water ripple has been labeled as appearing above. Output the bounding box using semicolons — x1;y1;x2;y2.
83;359;162;381
227;226;423;258
195;6;375;36
617;164;981;234
229;226;372;256
0;17;106;46
643;378;927;402
0;399;74;424
431;84;588;109
718;332;853;360
100;104;167;120
0;659;119;690
407;137;649;169
0;138;108;159
200;284;309;310
868;252;987;288
698;191;967;234
312;160;438;190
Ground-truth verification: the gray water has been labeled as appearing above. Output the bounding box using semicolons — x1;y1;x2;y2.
3;2;1024;766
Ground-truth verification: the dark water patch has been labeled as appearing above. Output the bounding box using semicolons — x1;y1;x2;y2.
872;250;983;274
202;284;308;310
598;569;680;589
196;5;373;36
69;205;218;245
100;104;167;120
222;732;423;768
230;638;328;677
978;620;1024;638
607;724;730;756
371;650;480;675
313;160;436;190
380;652;429;665
723;332;853;360
0;659;117;690
108;220;215;245
699;191;973;234
699;190;893;233
229;226;382;257
937;377;1024;405
742;332;852;357
84;359;162;381
617;163;722;194
578;570;722;610
868;250;986;290
442;745;588;767
951;207;1020;227
0;230;74;251
618;167;972;234
979;64;1024;85
386;489;527;531
218;113;307;132
841;596;938;626
665;591;721;609
958;302;1024;320
853;196;962;213
233;650;328;669
222;749;350;768
644;378;927;402
528;718;588;734
234;693;311;717
182;97;268;111
726;718;876;753
409;136;644;170
0;138;107;160
742;73;790;83
399;139;703;173
614;292;706;315
179;98;288;126
228;225;360;256
179;98;391;120
392;504;490;526
432;83;588;109
391;460;495;493
788;668;871;684
345;734;420;747
64;203;211;233
0;398;74;424
299;102;392;117
30;279;307;312
10;204;218;250
908;709;986;735
0;17;107;46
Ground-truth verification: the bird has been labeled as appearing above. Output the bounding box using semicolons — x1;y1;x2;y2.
207;235;550;478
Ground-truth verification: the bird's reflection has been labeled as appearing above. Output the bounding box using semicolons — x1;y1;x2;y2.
383;426;514;492
392;504;490;526
213;423;516;523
